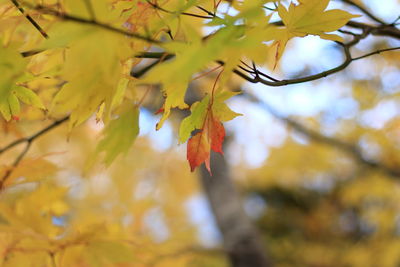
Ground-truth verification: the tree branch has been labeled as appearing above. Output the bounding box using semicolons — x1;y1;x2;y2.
345;21;400;40
135;44;400;87
145;0;215;19
271;19;400;40
0;116;69;190
245;94;400;178
10;0;49;38
245;46;400;87
340;0;386;25
18;1;161;44
351;46;400;60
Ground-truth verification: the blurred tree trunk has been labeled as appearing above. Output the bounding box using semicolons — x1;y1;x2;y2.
199;152;272;267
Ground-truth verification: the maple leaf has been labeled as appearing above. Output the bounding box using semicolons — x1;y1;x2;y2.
0;86;46;121
0;44;46;120
187;113;226;173
271;0;359;65
212;90;242;122
179;95;210;143
181;91;241;173
43;24;134;128
279;0;360;40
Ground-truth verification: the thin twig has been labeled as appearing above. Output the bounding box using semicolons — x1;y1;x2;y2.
0;116;69;190
196;5;216;17
191;65;223;82
392;15;400;25
352;46;400;61
271;19;400;40
145;0;214;19
245;46;400;87
135;44;400;87
0;116;69;154
263;5;276;12
338;29;359;36
19;1;161;44
340;0;386;25
10;0;49;38
245;94;400;178
346;21;400;40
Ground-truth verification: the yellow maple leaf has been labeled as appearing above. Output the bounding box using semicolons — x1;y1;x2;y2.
47;24;132;128
279;0;360;40
271;0;360;65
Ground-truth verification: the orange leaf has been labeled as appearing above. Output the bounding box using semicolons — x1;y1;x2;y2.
187;130;210;173
187;111;226;173
209;115;225;154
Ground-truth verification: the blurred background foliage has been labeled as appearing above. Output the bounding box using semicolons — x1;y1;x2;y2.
1;0;400;266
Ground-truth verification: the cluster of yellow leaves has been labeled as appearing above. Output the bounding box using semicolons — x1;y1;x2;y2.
43;23;134;127
0;45;45;121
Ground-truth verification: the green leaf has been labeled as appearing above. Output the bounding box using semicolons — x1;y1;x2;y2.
0;99;11;121
0;43;27;99
179;95;210;143
13;87;46;110
8;93;20;116
0;86;46;121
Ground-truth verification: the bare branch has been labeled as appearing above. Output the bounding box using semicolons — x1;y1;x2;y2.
246;46;400;87
18;1;161;44
340;0;386;25
271;19;400;40
345;21;400;40
145;0;215;19
0;116;69;190
351;46;400;60
135;44;400;87
10;0;49;38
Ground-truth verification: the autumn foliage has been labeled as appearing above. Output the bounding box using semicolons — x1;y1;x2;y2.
0;0;400;266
